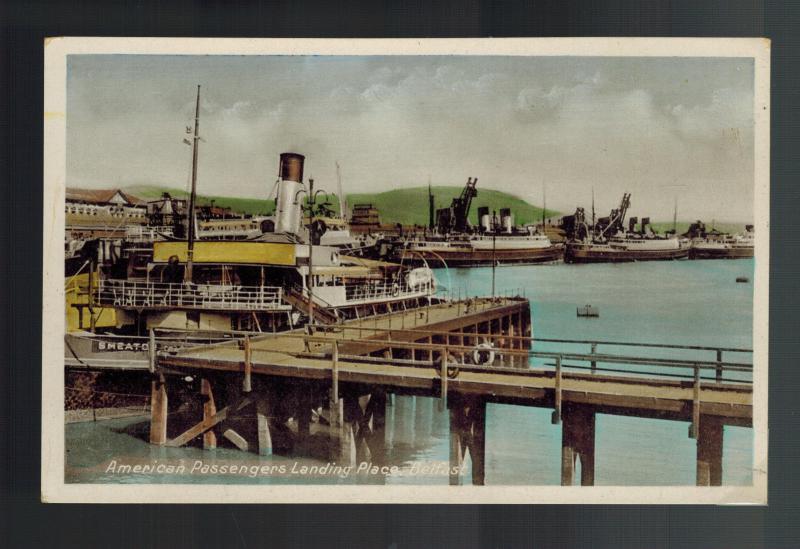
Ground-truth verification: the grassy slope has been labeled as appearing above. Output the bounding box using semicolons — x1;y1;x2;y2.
126;185;749;233
126;184;558;225
348;186;559;226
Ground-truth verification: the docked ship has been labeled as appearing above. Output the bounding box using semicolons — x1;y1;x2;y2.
563;193;690;263
392;178;563;267
65;88;438;369
686;221;755;259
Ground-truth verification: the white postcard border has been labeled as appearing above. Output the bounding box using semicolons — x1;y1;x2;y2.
42;37;770;504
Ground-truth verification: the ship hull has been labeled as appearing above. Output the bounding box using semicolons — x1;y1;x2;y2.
689;247;754;259
397;245;564;267
565;245;689;263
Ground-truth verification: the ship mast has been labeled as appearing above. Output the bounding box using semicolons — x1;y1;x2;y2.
335;161;346;220
672;196;678;234
542;183;546;229
184;84;201;283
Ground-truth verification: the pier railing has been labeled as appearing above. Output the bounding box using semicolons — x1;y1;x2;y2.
154;322;752;386
95;280;290;312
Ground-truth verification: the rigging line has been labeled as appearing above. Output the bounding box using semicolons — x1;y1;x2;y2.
64;259;91;289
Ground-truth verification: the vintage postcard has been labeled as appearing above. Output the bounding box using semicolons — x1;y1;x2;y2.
42;37;769;503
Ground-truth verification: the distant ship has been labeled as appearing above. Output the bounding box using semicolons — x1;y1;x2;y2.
563;193;690;263
686;221;755;259
392;178;564;267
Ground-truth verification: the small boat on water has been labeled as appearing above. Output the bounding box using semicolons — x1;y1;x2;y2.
687;222;755;259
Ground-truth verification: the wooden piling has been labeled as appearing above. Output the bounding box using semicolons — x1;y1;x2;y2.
448;397;487;486
201;378;217;449
149;373;168;445
330;340;342;429
696;414;723;486
297;383;312;438
560;405;596;486
242;335;252;393
448;406;464;486
256;396;272;456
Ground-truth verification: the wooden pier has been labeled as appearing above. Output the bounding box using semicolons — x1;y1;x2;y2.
149;296;752;486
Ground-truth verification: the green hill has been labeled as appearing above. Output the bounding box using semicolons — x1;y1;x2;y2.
126;185;276;216
125;184;557;226
348;186;558;227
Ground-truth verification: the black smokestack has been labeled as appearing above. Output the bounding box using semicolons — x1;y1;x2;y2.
279;152;305;183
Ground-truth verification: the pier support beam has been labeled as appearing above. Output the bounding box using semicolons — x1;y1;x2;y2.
149;373;168;445
448;397;487;486
201;378;217;449
696;415;724;486
338;392;387;467
561;405;596;486
296;383;313;439
256;396;273;456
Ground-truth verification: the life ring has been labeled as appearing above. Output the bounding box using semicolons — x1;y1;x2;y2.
436;352;460;379
472;342;496;365
392;283;400;297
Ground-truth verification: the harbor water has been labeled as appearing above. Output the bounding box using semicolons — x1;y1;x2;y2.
65;258;755;485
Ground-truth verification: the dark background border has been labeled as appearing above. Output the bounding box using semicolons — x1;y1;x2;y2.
2;1;798;547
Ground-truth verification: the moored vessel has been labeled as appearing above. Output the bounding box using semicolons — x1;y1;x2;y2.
687;221;754;259
564;193;690;263
391;179;563;267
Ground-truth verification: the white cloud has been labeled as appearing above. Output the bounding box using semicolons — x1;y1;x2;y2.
66;55;755;221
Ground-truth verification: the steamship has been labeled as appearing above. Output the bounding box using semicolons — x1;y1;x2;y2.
66;89;438;369
687;222;755;259
393;179;563;267
564;193;690;263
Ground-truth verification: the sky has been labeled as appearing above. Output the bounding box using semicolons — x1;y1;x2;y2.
66;55;755;222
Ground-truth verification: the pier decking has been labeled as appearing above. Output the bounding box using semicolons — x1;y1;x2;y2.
147;296;752;487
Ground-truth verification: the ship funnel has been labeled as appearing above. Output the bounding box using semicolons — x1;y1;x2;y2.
275;152;305;234
500;208;513;233
629;217;638;233
279;152;305;183
477;206;490;232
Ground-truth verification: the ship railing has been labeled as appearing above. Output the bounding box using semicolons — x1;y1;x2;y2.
124;225;174;242
95;279;289;311
343;279;435;302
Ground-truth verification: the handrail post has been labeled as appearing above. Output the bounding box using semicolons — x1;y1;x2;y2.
689;363;700;439
330;340;340;428
715;349;723;383
590;343;597;374
439;346;448;412
148;328;156;374
551;355;562;424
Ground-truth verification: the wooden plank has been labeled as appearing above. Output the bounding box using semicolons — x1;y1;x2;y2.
223;429;249;452
166;397;251;448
